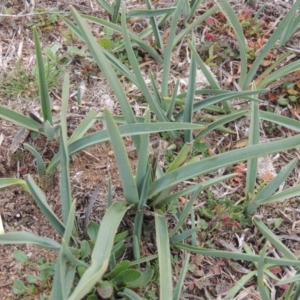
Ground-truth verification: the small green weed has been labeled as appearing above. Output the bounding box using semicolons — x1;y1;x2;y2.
12;249;55;299
0;44;69;99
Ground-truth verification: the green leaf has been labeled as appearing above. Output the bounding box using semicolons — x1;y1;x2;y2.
0;105;42;132
13;249;28;263
218;0;247;89
253;218;298;261
33;28;53;125
161;0;184;97
148;134;300;197
257;244;269;300
69;8;140;149
127;7;176;18
80;240;91;259
126;269;154;288
68;109;98;144
155;213;173;299
60;74;72;225
68;202;130;300
0;178;28;192
173;254;190;300
112;269;141;286
24;143;46;177
24;175;66;237
245;100;259;194
118;288;143;300
183;39;196;143
105;260;131;279
87;221;99;243
13;279;26;295
47;122;205;174
175;243;300;267
0;232;60;251
246;159;297;214
104;108;139;205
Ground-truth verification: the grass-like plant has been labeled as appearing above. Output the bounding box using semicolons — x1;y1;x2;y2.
1;1;300;299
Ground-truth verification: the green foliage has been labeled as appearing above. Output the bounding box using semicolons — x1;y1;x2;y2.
2;1;300;299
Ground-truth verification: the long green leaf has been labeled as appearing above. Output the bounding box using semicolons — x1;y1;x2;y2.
174;90;263;121
257;110;300;132
127;7;176;18
80;14;163;64
195;110;247;141
246;159;297;214
0;105;42;132
136;110;151;195
68;109;98;144
173;253;190;300
68;202;130;300
24;175;66;237
256;185;300;206
46;122;206;174
257;244;269;300
183;38;196;143
161;0;184;97
245;100;259;194
24;143;46;177
253;218;298;261
155;213;173;300
121;5;175;139
70;8;140;149
218;0;247;89
175;243;300;267
145;0;164;52
244;0;300;88
60;74;72;225
148;134;300;197
0;178;28;191
33;28;53;125
0;232;60;251
104;108;139;205
169;186;202;237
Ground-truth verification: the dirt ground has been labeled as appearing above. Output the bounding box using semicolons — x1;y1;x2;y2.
1;0;300;299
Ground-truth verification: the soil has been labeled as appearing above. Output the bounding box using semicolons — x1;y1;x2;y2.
1;0;300;299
